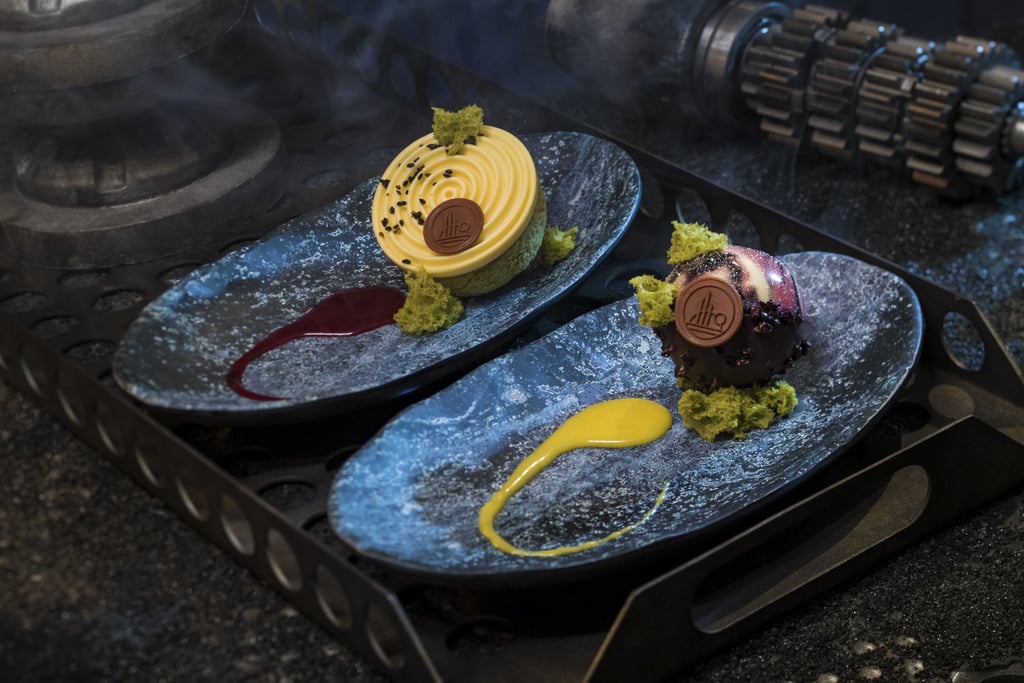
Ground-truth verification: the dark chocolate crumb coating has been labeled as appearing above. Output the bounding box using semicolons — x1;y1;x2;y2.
657;245;809;389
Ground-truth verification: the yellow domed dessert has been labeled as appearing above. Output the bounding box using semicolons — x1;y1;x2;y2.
371;106;547;297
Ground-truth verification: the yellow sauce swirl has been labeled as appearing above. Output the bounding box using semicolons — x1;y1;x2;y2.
478;398;672;557
372;125;539;278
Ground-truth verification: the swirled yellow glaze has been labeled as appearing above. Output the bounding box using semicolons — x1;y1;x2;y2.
371;125;540;279
478;398;672;557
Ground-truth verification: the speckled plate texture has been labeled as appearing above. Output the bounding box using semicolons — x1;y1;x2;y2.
112;132;640;420
328;252;924;583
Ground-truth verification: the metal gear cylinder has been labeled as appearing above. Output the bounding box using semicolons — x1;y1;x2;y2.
546;0;791;120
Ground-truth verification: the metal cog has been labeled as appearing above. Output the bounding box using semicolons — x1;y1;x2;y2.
903;36;1017;192
952;65;1024;192
739;4;849;146
853;35;935;167
805;18;900;160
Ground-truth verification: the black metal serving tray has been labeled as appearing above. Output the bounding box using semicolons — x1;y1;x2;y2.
2;4;1023;682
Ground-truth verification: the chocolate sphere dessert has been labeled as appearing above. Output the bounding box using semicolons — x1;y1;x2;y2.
657;245;808;390
630;221;811;441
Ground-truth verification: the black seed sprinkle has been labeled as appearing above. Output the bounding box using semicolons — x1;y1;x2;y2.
379;178;390;188
427;143;440;150
399;219;404;226
381;217;389;227
401;258;411;265
443;169;453;178
418;198;426;205
465;135;476;145
397;201;407;206
389;206;395;214
406;162;415;168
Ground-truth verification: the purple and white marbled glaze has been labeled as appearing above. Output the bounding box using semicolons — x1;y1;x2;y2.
660;245;807;388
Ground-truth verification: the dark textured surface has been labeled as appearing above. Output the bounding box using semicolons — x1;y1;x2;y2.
0;378;387;683
330;253;922;580
4;3;1024;681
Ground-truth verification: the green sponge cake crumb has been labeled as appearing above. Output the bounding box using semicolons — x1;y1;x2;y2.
432;105;484;155
539;225;578;268
394;267;464;335
677;380;798;442
667;220;729;264
628;274;676;327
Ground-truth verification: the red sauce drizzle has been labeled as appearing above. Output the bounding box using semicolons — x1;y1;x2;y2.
227;285;405;401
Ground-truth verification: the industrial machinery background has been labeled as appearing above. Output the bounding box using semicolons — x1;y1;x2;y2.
547;0;1024;195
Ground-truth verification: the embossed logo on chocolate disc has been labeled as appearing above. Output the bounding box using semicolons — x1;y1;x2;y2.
423;198;483;254
675;275;743;347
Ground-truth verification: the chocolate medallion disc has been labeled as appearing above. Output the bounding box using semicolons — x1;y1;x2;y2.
423;198;484;254
675;275;743;347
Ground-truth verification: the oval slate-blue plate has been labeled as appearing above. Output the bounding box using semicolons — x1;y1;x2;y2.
328;252;924;584
112;132;640;421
